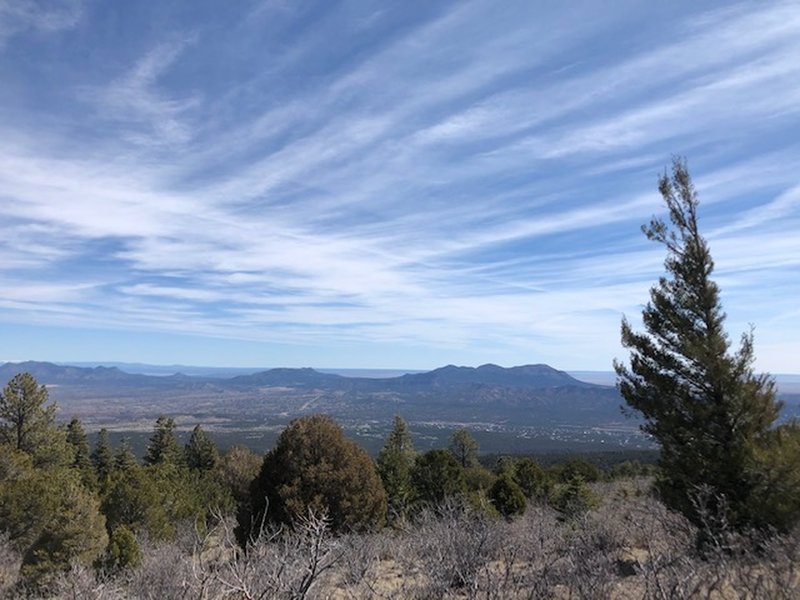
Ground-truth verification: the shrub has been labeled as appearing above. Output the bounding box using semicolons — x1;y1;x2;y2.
250;415;386;534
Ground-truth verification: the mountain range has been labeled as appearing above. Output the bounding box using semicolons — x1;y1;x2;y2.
0;360;625;428
4;360;793;455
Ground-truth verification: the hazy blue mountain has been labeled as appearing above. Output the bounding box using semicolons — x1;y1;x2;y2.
229;367;347;387
395;363;592;388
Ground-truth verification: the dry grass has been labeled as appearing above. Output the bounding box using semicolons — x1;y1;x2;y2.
5;479;800;599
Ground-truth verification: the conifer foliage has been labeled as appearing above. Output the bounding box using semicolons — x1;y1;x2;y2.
144;416;183;466
615;158;791;532
250;415;387;534
185;424;219;471
377;415;416;523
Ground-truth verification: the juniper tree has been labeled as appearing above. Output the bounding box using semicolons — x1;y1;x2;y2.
0;465;107;583
615;158;785;532
250;415;387;534
489;474;526;519
412;449;467;505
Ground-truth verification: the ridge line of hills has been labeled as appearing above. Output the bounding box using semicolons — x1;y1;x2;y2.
2;362;794;454
0;360;602;390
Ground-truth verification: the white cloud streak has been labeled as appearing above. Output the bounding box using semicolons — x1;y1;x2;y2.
1;1;799;370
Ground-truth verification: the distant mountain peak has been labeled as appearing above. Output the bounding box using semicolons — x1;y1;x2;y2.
403;363;588;388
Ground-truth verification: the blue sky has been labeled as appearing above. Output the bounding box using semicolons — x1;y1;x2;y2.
1;0;799;372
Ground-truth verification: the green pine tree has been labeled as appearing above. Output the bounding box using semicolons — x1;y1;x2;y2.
184;424;219;471
449;427;479;469
0;465;107;583
105;524;142;571
411;449;467;505
615;158;789;533
377;415;416;524
66;418;91;468
65;417;97;489
0;373;68;468
550;474;598;521
513;457;551;500
115;437;139;471
92;428;115;484
144;416;183;467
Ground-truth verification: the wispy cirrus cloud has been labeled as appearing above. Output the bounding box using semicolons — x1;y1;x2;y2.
90;38;200;147
0;0;82;47
0;0;798;370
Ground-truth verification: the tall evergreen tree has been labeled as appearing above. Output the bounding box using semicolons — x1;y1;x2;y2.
143;416;183;467
66;417;97;489
377;415;416;523
92;428;115;483
0;373;54;453
615;158;786;532
66;417;91;469
115;437;138;471
184;424;219;471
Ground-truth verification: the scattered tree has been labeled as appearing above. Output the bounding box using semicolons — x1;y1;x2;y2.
101;466;173;540
216;445;262;545
65;417;96;488
513;457;551;500
65;418;91;469
0;467;107;583
550;475;598;521
104;525;142;572
449;427;479;468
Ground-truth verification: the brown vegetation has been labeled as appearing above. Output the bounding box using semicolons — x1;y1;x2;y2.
3;478;800;599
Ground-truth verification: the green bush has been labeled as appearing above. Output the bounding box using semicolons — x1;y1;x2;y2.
105;525;141;571
550;475;598;521
489;474;526;518
411;449;467;506
250;415;387;534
